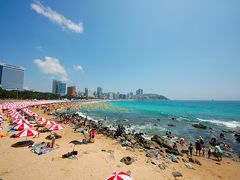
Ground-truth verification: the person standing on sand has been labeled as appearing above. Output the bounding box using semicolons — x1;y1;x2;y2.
188;143;194;157
195;139;201;156
208;147;211;159
215;145;223;161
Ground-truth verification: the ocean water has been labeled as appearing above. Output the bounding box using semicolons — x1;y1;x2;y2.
79;100;240;154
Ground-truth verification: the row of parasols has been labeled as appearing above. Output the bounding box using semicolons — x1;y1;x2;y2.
5;108;64;138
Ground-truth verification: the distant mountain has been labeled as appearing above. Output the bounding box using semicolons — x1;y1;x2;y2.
132;94;169;100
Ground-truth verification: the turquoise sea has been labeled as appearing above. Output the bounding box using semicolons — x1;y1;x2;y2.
80;100;240;155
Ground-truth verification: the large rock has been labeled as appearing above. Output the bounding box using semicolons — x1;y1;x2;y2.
189;157;201;165
151;135;164;146
192;123;207;129
151;159;160;166
114;125;126;138
146;149;159;158
172;171;183;177
120;156;134;165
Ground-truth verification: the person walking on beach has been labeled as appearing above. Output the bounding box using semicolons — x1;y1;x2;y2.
215;145;223;161
195;139;201;156
188;143;194;157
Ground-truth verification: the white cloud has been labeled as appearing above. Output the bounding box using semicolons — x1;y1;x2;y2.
34;56;68;82
31;1;83;33
73;64;84;73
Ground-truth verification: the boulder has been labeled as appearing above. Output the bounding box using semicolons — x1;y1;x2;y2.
120;156;134;165
181;149;189;154
151;135;164;146
189;157;201;165
172;171;183;177
192;123;207;129
146;149;159;158
151;159;160;166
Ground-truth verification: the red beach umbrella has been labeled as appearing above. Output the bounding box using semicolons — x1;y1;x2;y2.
14;123;32;131
41;120;56;126
106;172;133;180
49;124;64;131
16;129;38;138
37;117;46;122
14;119;29;125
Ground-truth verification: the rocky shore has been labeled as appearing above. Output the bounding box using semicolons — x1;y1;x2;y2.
57;111;240;166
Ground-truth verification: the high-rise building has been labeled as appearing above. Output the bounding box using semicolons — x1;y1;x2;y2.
67;86;76;96
0;63;25;90
52;80;66;95
97;87;103;98
85;88;94;98
106;92;114;100
127;92;134;99
136;89;143;95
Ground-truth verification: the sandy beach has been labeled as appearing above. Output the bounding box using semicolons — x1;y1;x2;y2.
0;102;240;180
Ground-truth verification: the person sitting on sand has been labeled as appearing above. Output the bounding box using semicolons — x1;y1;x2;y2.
188;143;194;157
179;138;185;145
50;134;56;148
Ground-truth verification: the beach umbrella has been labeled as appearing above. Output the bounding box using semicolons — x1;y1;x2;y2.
37;117;46;122
15;129;38;138
0;125;3;130
49;124;64;131
41;120;56;126
14;123;32;131
14;119;29;125
106;172;133;180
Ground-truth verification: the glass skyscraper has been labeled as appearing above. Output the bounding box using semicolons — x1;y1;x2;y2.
0;63;25;90
52;80;66;95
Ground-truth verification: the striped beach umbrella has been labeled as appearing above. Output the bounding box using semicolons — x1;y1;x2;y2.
41;120;56;126
106;172;133;180
14;123;32;131
49;124;64;131
14;119;29;125
37;117;46;122
16;129;38;138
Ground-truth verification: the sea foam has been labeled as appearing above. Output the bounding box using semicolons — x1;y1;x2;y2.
197;118;240;128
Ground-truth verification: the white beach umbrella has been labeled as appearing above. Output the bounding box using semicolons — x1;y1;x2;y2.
14;123;32;131
41;120;56;126
49;124;64;131
106;172;133;180
16;129;38;138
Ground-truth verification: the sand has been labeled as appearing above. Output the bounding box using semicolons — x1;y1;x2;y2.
0;105;240;180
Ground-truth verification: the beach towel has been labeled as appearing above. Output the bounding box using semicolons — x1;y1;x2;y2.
29;142;45;150
31;146;59;155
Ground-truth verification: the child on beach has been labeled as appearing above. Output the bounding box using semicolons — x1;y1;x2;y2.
188;143;194;157
202;145;206;157
208;147;211;159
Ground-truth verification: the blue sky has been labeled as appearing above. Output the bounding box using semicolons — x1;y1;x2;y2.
0;0;240;100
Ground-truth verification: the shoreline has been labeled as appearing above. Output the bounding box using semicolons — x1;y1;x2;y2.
0;101;240;179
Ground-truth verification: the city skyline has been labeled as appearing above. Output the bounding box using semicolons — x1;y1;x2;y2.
1;0;240;100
